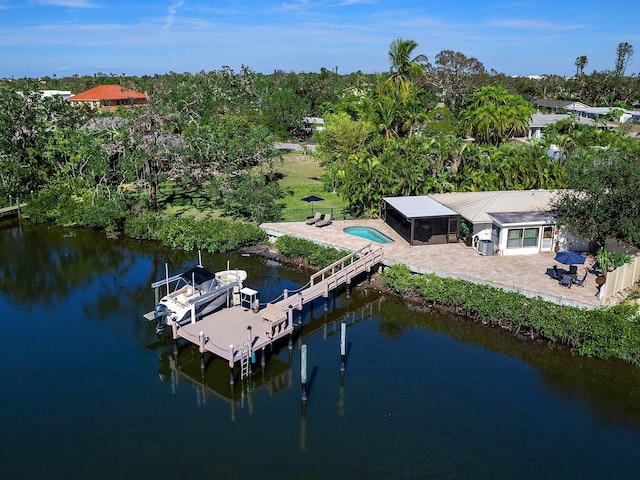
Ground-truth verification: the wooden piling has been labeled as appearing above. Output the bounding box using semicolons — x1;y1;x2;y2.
301;344;308;402
340;322;346;372
229;344;235;384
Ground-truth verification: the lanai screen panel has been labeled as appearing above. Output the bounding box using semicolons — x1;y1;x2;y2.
382;196;460;246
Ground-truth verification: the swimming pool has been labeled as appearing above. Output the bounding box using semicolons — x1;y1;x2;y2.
343;226;394;244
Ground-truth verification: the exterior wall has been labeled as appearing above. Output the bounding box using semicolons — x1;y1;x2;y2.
471;223;558;256
556;227;591;252
70;97;147;111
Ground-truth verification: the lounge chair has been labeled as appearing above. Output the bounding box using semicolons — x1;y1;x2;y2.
305;212;323;225
573;271;588;287
560;274;572;288
315;213;332;228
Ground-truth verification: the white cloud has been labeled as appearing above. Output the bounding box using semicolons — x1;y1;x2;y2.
164;0;184;30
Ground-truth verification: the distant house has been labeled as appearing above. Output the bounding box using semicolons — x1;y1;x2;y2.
527;113;595;139
531;99;589;113
40;90;72;100
302;117;324;133
68;85;147;111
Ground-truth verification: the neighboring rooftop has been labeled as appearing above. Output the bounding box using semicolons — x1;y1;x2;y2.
68;85;147;101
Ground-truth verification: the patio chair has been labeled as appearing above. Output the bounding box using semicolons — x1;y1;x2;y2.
573;271;588;287
551;265;563;281
305;212;323;225
560;274;572;288
569;265;578;275
315;213;332;228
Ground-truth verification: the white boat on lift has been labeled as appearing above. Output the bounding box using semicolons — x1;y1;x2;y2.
145;259;247;334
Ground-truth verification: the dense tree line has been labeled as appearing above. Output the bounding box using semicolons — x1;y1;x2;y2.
1;38;639;248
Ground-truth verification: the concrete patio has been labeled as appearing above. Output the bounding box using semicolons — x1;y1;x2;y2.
261;218;607;309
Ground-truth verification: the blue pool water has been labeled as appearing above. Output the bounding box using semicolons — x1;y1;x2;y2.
343;226;394;244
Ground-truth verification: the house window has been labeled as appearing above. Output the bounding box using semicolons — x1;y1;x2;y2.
507;227;539;248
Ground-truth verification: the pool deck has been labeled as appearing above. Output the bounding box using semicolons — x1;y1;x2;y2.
261;218;609;309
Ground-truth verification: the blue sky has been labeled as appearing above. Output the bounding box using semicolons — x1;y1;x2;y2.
1;0;638;79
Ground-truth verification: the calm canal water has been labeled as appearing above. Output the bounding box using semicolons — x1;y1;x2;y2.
2;221;640;479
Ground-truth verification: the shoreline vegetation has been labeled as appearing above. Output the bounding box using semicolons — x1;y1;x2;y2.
20;181;640;366
247;236;640;367
6;41;640;367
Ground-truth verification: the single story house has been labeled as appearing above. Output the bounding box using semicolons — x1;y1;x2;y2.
40;90;72;100
382;190;589;256
429;190;562;256
531;99;589;113
68;85;147;111
527;113;595;139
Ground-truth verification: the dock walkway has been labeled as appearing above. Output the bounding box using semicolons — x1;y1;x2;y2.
175;244;384;371
0;204;26;218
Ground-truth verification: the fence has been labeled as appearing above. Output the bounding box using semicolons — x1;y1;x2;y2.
279;206;354;223
599;255;640;304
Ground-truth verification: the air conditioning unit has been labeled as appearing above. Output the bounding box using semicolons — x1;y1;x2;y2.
478;239;494;256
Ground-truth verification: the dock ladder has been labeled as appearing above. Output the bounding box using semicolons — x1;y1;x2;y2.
240;343;251;379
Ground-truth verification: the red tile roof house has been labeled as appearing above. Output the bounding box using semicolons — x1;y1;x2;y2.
67;85;147;111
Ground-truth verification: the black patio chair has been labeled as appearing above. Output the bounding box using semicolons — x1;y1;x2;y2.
573;271;588;287
569;265;578;275
551;265;563;281
560;274;572;288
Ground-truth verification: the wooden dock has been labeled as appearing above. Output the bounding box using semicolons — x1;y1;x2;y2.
173;244;384;374
0;204;26;218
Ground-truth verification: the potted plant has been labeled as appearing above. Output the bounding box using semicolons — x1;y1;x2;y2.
460;219;473;246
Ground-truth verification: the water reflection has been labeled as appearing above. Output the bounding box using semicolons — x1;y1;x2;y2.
154;294;384;419
3;221;640;479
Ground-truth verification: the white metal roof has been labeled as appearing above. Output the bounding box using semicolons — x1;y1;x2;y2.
429;190;560;223
383;196;458;218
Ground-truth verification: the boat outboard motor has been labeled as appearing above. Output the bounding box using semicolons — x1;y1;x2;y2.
154;304;170;334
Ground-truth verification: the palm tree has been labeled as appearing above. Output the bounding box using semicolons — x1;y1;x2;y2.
574;55;588;76
460;86;534;146
380;38;428;100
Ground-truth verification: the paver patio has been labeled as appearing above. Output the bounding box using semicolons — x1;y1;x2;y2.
261;218;606;309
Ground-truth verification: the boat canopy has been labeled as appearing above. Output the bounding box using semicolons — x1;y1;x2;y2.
180;266;215;285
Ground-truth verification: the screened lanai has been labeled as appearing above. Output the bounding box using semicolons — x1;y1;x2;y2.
381;196;460;246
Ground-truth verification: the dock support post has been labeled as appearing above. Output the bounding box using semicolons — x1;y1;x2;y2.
247;326;253;375
301;344;308;402
340;322;346;373
367;270;371;285
171;321;178;341
288;331;293;350
199;331;206;375
346;281;351;299
229;344;235;385
261;347;266;367
323;298;328;312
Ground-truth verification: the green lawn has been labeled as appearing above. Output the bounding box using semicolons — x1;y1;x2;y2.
276;151;347;221
138;150;345;222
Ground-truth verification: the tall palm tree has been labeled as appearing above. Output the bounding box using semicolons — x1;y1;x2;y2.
380;38;428;100
460;86;534;146
574;55;588;76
